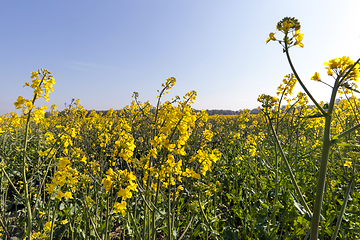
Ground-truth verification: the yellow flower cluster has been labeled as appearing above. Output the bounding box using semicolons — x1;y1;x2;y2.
46;157;79;197
189;149;220;176
13;69;55;124
276;17;301;33
102;168;137;216
102;168;137;194
16;69;55;108
1;72;225;237
311;72;321;82
113;201;127;216
139;103;216;191
266;17;304;48
324;56;360;81
31;231;48;240
277;74;297;102
257;94;278;110
311;57;360;94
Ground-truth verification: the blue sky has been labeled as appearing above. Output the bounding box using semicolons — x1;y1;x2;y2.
1;0;360;115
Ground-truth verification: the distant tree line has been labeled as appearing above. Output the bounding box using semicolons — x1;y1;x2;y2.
193;109;239;116
194;109;260;115
43;98;347;118
44;108;263;118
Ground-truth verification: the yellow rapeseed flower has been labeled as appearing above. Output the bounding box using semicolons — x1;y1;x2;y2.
114;201;127;217
324;56;360;81
64;191;73;199
39;211;45;218
44;221;56;231
102;176;113;193
56;190;65;199
311;72;321;82
30;71;39;79
61;219;69;224
266;32;276;43
14;96;25;109
117;187;132;200
344;160;352;168
294;29;304;48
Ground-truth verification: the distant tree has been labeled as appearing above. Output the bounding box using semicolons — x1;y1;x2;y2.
202;109;240;116
250;108;260;114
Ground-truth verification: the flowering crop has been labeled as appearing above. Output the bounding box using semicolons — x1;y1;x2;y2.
266;17;360;240
0;73;223;239
0;18;359;240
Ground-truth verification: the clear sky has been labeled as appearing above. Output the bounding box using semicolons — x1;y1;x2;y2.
1;0;360;115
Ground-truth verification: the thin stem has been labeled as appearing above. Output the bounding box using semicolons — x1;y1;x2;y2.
284;34;326;116
310;76;340;240
50;199;60;240
0;167;23;200
198;192;218;240
178;215;194;240
266;115;312;218
104;193;110;240
152;177;162;240
22;72;47;239
31;155;56;217
331;174;354;240
167;177;172;240
83;198;102;240
128;210;144;240
0;216;11;239
23;109;33;239
334;122;360;140
319;80;334;89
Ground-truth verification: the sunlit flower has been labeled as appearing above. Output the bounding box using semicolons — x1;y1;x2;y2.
344;160;352;168
311;72;321;81
113;201;127;217
266;32;276;43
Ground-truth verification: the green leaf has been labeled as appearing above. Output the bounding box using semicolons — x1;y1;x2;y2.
335;141;360;147
289;191;306;215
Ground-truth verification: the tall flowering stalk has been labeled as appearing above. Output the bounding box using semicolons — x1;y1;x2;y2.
267;17;360;239
128;78;220;239
13;69;55;239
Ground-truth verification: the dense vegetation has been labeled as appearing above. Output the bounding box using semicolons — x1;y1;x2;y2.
0;17;359;240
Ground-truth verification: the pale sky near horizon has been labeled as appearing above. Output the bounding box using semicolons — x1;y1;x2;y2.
1;0;360;115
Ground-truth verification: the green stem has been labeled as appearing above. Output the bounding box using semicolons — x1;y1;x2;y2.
167;177;172;240
23;110;33;239
274;142;279;223
152;177;162;240
83;198;102;240
331;175;354;240
198;192;218;240
128;209;144;240
50;199;60;240
334;122;360;140
0;216;11;239
310;77;340;240
284;34;326;116
31;155;56;217
0;167;23;200
178;215;194;240
104;193;110;240
266;115;312;218
22;72;47;239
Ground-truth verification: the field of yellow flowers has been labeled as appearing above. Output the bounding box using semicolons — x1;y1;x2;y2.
0;17;359;240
